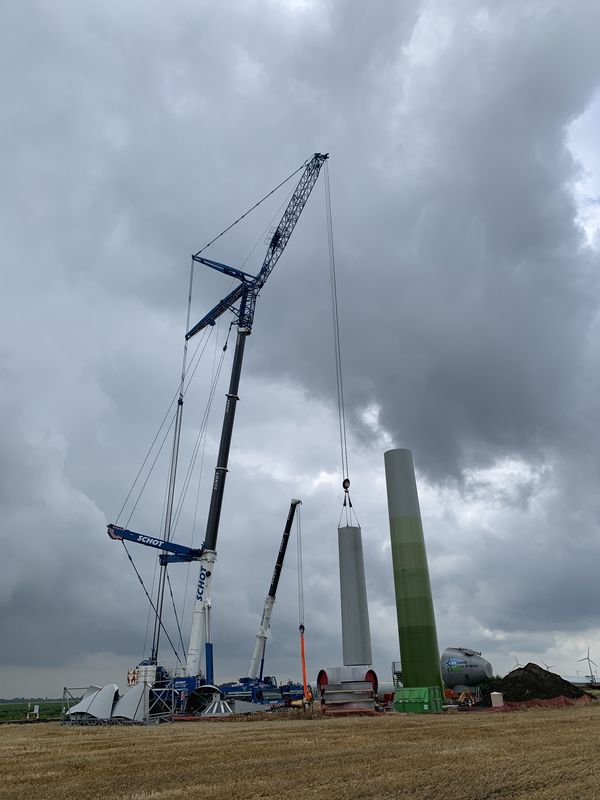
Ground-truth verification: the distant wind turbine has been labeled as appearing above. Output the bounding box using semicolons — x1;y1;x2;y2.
513;655;523;668
542;661;556;671
577;646;598;683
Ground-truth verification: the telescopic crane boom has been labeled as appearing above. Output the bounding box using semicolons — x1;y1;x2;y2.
185;153;328;683
248;499;301;680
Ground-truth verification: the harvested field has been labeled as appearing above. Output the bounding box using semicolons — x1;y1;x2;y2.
1;705;599;799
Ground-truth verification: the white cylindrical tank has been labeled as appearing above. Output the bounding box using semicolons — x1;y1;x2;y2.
441;647;494;688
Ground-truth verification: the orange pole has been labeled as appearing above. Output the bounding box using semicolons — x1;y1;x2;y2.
300;624;309;700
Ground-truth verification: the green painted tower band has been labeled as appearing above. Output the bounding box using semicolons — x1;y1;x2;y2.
384;448;443;691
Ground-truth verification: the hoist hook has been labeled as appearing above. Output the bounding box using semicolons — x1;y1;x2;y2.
342;477;353;508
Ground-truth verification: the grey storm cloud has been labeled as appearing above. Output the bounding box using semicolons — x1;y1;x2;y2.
2;0;600;694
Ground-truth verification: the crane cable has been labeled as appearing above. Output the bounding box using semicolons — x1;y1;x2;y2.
172;322;232;641
172;323;232;536
148;259;196;662
324;161;359;528
296;505;304;630
133;322;217;664
129;168;300;662
192;159;310;259
144;257;196;663
138;325;226;661
296;505;309;700
144;270;232;661
120;539;183;667
181;321;227;634
130;256;211;662
114;325;211;528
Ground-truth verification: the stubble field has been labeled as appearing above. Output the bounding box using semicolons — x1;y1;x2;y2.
1;704;599;800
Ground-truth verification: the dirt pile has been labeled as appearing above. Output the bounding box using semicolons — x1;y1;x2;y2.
485;662;590;703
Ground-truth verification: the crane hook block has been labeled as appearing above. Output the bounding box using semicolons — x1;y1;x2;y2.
342;478;350;492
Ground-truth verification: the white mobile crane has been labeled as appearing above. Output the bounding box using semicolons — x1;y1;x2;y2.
218;499;307;706
248;499;301;680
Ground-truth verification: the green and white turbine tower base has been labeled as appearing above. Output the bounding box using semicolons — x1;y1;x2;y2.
384;448;443;691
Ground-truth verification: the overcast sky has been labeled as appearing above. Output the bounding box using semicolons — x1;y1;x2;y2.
2;0;600;697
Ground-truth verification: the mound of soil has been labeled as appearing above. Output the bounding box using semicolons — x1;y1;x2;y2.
485;663;590;703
